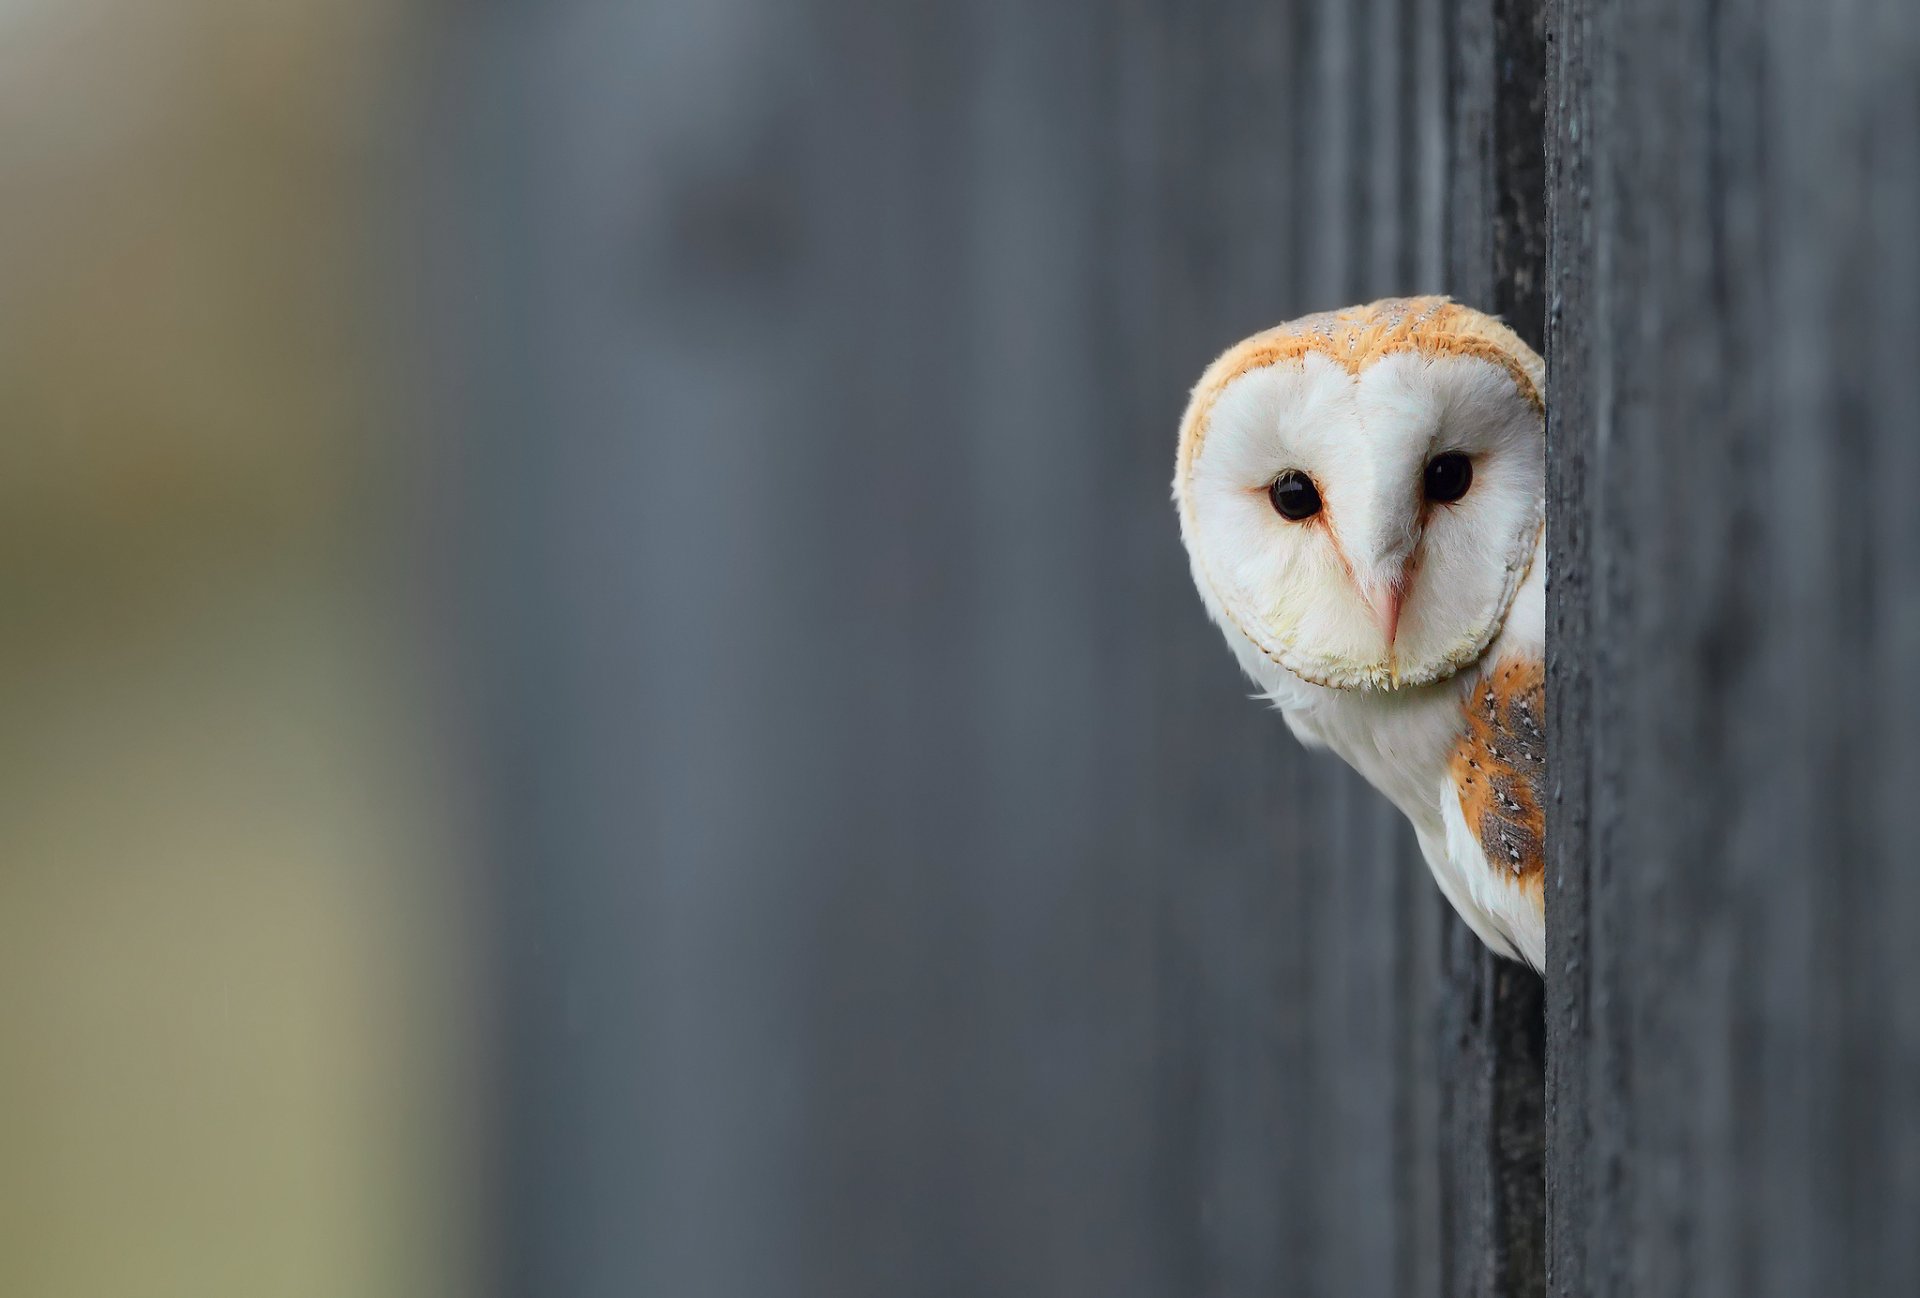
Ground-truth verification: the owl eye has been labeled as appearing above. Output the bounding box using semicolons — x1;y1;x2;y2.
1268;471;1322;521
1423;452;1473;503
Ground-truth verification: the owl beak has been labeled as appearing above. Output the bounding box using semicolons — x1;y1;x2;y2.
1364;558;1414;649
1369;585;1404;648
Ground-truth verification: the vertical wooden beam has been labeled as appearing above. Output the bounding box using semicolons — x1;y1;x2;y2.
1539;0;1594;1289
1545;0;1920;1293
1443;1;1549;1295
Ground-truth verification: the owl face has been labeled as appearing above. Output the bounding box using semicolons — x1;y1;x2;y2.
1176;300;1544;692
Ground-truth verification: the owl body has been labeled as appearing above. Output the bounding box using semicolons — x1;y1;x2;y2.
1175;298;1547;969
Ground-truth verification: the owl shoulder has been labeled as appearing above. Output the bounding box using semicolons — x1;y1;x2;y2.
1440;649;1547;967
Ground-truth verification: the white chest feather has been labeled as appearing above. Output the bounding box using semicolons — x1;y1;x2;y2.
1270;533;1547;968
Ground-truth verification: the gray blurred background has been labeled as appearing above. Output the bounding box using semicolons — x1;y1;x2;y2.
9;1;1919;1296
1;2;1469;1294
425;4;1479;1296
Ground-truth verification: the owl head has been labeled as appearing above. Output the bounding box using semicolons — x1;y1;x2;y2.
1175;298;1545;693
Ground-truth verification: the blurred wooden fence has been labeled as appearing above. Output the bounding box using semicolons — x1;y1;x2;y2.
430;0;1920;1294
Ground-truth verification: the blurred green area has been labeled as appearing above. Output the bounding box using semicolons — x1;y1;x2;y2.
0;4;478;1295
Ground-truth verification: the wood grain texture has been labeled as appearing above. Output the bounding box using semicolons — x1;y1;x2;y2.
1445;0;1550;1294
1544;0;1920;1293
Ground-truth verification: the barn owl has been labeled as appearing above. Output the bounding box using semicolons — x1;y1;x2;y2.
1174;297;1546;969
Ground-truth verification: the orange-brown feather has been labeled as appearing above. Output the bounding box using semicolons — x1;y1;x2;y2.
1451;655;1546;910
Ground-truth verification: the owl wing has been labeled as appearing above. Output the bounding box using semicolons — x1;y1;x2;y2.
1438;653;1547;970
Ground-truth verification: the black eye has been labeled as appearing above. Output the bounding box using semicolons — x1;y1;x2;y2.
1268;471;1322;520
1424;452;1473;503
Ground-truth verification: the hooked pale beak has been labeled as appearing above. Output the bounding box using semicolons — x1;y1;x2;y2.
1369;584;1405;647
1363;557;1415;649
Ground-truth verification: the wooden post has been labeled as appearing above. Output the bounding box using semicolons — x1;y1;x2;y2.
1442;1;1550;1294
1545;0;1920;1293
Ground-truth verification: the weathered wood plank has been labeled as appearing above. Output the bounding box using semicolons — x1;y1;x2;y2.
1444;0;1550;1294
1545;0;1920;1292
